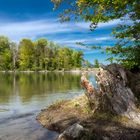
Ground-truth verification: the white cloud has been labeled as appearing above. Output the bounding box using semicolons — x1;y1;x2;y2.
76;19;122;29
0;19;75;41
55;36;113;45
0;18;121;41
0;18;116;50
94;36;113;41
98;19;121;28
53;36;114;51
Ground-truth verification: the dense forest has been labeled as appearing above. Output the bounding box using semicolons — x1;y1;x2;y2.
0;36;83;71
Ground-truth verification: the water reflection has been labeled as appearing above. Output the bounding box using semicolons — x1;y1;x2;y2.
0;72;91;140
0;72;81;104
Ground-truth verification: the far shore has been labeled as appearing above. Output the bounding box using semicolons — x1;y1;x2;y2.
0;68;99;74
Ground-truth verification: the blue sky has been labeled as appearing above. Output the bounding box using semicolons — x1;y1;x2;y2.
0;0;122;64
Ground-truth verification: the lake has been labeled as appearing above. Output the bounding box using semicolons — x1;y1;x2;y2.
0;72;96;140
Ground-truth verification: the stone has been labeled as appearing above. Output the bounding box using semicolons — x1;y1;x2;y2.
59;123;84;140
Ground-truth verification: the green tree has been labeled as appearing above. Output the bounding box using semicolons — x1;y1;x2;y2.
84;60;91;68
94;59;99;68
0;36;84;71
0;36;13;70
34;38;48;70
72;51;83;68
1;49;12;70
0;36;10;53
19;39;35;70
52;0;140;70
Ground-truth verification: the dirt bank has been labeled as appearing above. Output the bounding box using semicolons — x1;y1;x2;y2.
37;95;140;140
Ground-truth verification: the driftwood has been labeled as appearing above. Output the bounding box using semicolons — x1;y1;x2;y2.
81;64;140;124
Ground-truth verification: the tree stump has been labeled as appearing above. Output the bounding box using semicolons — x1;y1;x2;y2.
81;64;140;124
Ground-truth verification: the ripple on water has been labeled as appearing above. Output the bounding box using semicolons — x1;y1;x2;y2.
0;112;58;140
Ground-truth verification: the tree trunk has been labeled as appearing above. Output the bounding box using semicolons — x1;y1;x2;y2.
81;64;140;124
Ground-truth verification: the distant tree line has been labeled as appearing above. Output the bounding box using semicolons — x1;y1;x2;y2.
82;59;99;68
0;36;83;71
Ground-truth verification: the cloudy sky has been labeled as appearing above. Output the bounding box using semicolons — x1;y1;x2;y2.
0;0;122;64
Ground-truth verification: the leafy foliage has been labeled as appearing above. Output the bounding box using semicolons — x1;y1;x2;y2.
52;0;140;70
0;36;13;70
0;36;83;71
19;39;35;70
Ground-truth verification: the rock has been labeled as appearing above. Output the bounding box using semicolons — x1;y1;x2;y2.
102;136;110;140
58;134;67;140
58;123;85;140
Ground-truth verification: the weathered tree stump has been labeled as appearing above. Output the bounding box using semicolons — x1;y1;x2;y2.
37;63;140;140
81;64;140;124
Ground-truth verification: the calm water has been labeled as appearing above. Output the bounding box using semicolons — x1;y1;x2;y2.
0;72;96;140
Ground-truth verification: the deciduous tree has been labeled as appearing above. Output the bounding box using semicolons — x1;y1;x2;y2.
52;0;140;70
